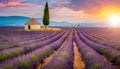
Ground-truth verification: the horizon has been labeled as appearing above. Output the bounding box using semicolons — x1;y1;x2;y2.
0;16;108;27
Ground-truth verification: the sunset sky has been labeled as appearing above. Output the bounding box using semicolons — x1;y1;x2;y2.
0;0;120;24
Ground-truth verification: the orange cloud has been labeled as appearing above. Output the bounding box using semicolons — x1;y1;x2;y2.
0;3;4;7
7;1;20;6
0;0;20;7
51;0;120;19
0;0;38;7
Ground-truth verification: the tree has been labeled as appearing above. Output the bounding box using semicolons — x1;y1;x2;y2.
43;2;50;29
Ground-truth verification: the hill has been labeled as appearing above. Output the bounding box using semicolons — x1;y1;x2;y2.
0;16;106;27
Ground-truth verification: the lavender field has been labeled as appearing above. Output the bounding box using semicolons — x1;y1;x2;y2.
0;27;120;69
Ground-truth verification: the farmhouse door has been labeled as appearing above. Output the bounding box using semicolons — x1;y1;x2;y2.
28;25;31;29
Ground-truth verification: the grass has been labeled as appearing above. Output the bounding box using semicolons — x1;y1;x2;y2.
26;27;61;31
40;27;61;31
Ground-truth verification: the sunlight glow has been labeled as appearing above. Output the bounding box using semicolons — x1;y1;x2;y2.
109;14;120;27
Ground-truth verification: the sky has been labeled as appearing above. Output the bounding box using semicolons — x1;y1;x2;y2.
0;0;120;24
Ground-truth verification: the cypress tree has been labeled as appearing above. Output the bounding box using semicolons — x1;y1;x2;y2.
43;2;50;29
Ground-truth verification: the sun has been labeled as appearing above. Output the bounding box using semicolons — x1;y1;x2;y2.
109;14;120;27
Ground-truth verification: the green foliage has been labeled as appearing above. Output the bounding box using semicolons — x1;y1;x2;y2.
57;51;70;62
3;64;16;69
41;50;47;55
0;52;12;60
13;49;23;55
0;49;24;61
20;59;30;68
85;52;94;58
57;56;67;61
3;45;10;49
30;54;39;61
90;63;103;69
60;51;69;56
0;54;6;60
81;47;87;51
43;2;50;26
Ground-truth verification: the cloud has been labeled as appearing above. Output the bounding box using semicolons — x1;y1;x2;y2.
68;0;120;10
0;0;40;7
50;0;120;16
0;0;20;7
1;0;120;11
0;3;4;7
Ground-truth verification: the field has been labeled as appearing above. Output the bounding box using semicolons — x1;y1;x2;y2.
0;27;120;69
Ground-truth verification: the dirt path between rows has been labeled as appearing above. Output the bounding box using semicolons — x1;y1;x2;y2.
73;42;85;69
36;37;67;69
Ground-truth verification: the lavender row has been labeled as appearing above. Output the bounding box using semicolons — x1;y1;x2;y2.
11;32;61;46
42;32;74;69
78;31;120;65
0;31;68;69
0;30;55;47
75;32;115;69
0;31;61;51
0;31;44;49
0;31;64;62
81;31;119;50
17;31;59;41
0;31;56;48
0;31;60;51
81;27;120;47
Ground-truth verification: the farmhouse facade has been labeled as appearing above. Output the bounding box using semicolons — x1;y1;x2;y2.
25;18;41;30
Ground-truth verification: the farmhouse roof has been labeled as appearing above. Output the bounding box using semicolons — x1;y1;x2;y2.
25;18;40;25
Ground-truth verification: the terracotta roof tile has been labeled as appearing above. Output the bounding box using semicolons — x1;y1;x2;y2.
25;18;40;25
